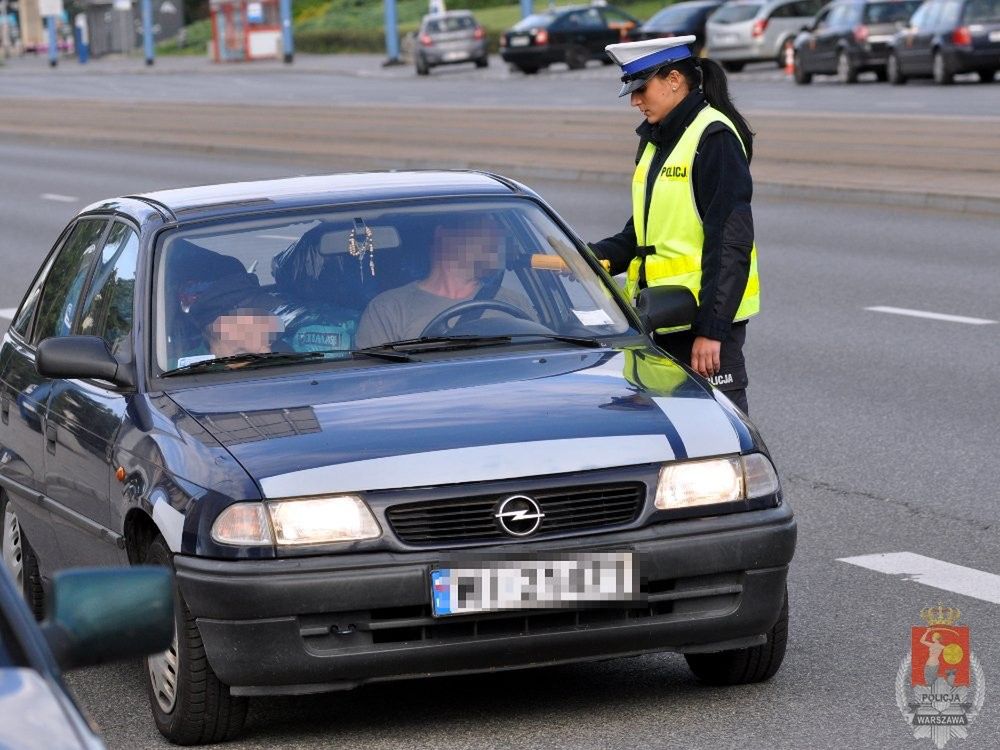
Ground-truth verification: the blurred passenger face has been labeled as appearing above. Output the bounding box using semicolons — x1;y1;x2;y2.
207;308;284;357
434;218;505;280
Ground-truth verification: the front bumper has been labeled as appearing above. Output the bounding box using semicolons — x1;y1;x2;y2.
175;505;796;696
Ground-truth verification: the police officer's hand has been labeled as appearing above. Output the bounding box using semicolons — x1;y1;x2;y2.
691;336;721;378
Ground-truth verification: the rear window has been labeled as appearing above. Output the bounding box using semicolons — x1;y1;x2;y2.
425;15;476;33
965;0;1000;22
863;1;921;22
646;4;713;27
513;13;555;30
711;3;764;23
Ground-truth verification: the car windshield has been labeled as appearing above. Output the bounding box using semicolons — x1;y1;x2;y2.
863;1;921;22
645;4;712;26
426;15;475;33
710;3;763;22
965;0;1000;22
512;13;555;30
153;198;636;374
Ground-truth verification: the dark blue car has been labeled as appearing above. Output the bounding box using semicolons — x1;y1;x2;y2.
0;171;795;744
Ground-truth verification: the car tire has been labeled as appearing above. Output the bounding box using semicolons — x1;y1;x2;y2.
565;45;588;70
144;536;248;745
978;68;996;82
516;64;540;75
0;493;45;620
685;589;789;685
793;53;812;84
722;60;745;72
475;56;489;68
887;53;906;85
933;50;954;84
415;55;430;76
837;50;858;83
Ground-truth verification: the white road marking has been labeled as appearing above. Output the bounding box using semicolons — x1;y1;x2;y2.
0;308;17;320
866;306;997;326
40;193;79;203
838;552;1000;605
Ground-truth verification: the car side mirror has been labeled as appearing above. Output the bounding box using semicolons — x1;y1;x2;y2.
635;285;697;333
41;567;174;671
36;336;135;388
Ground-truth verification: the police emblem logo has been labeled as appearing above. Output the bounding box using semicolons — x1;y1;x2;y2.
895;605;986;748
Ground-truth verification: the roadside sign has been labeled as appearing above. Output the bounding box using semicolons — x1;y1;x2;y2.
38;0;64;16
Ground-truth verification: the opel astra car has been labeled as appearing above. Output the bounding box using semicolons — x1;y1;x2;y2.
793;0;921;83
706;0;826;70
887;0;1000;83
500;3;640;73
0;171;795;745
629;0;726;54
413;10;489;76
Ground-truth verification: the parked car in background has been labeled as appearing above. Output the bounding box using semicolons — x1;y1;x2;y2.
0;563;172;750
0;170;795;743
793;0;921;82
414;10;489;75
500;3;640;73
630;0;726;55
887;0;1000;83
706;0;827;69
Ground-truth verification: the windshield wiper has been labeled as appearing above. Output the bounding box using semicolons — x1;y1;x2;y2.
359;333;604;355
160;350;329;377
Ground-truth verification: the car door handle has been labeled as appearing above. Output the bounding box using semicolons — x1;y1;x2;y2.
45;423;57;453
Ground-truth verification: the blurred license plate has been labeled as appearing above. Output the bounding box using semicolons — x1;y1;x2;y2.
510;36;530;47
444;51;468;61
431;552;637;617
717;34;737;44
990;31;1000;41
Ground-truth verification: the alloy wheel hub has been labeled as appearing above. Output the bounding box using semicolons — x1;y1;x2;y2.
1;505;24;591
148;628;180;714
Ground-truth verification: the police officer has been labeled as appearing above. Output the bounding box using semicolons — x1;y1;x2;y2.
590;36;759;414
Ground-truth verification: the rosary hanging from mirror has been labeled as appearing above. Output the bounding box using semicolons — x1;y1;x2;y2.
348;218;376;279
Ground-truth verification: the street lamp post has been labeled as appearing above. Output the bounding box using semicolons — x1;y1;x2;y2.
141;0;154;65
520;0;533;19
0;0;11;59
383;0;401;66
280;0;293;63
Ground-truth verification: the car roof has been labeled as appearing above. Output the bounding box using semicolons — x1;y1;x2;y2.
123;171;521;222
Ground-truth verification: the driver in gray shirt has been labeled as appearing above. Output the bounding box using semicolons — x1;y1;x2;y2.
356;215;530;348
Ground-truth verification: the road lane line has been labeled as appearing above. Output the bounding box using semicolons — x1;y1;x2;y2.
0;308;17;319
866;306;997;326
838;552;1000;605
40;193;79;203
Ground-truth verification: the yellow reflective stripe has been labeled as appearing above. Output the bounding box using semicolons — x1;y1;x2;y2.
644;254;702;279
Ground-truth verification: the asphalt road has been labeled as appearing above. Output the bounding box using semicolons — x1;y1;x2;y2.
2;138;999;749
2;52;999;116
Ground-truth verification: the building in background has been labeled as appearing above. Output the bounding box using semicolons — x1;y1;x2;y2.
81;0;183;56
208;0;280;62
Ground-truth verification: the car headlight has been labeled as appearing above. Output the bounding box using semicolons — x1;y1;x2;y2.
211;495;381;547
654;453;780;510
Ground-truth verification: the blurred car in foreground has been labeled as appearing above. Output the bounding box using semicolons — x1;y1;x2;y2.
630;0;725;54
706;0;826;69
500;3;640;73
414;10;489;75
793;0;922;82
887;0;1000;83
0;564;172;750
0;170;795;744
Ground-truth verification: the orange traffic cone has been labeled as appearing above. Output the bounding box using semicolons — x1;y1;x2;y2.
783;42;794;76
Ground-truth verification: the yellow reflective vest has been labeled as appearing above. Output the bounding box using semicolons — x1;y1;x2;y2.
626;106;760;332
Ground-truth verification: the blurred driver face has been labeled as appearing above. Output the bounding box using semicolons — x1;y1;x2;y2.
434;217;505;280
207;307;284;357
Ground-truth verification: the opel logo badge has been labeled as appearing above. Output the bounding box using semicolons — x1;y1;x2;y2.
494;495;545;537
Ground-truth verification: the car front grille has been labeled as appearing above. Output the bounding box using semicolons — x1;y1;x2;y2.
386;482;645;545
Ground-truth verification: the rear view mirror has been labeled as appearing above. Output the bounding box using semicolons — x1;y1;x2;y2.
35;336;135;388
41;567;174;671
635;285;697;333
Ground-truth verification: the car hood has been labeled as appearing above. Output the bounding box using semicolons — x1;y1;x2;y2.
0;669;95;750
166;346;751;498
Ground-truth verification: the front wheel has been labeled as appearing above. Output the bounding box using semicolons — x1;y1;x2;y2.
793;54;812;85
978;68;996;82
0;494;44;620
887;54;906;84
475;56;489;68
144;536;248;745
516;64;540;75
565;45;588;70
415;55;430;76
685;591;788;685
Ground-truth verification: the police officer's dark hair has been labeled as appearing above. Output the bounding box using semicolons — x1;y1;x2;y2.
655;58;754;163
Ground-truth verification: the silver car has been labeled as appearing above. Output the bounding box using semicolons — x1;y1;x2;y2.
415;10;489;75
706;0;826;69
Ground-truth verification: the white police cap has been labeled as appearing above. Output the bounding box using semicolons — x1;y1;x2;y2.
606;36;697;97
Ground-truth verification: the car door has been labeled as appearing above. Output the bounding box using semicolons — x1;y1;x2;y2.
813;2;855;69
907;0;942;71
41;220;139;568
0;218;110;575
800;4;834;69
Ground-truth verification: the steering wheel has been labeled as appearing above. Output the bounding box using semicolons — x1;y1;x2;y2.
419;299;532;338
